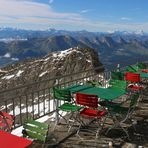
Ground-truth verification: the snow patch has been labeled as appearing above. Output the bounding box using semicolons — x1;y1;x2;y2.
11;57;19;61
16;70;23;77
3;53;11;58
52;48;73;59
9;99;54;116
86;59;91;63
44;57;50;61
58;48;73;57
1;74;15;79
11;126;24;137
52;53;58;58
39;71;48;77
1;70;23;79
0;69;7;73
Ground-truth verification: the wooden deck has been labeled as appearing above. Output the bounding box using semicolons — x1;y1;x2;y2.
30;85;148;148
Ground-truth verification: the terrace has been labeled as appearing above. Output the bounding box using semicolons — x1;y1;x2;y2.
0;63;148;148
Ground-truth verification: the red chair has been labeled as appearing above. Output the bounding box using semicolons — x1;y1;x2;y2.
125;72;141;83
125;72;143;93
0;111;15;132
76;93;107;138
141;69;148;73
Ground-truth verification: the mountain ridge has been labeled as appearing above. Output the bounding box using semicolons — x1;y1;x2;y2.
0;47;103;90
0;28;148;69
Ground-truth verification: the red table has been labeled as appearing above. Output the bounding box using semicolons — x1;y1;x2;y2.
0;130;32;148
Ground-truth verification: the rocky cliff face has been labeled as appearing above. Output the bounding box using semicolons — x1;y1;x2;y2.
0;47;103;90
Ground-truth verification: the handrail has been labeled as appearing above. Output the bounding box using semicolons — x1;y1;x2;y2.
0;61;147;129
0;65;104;94
0;65;106;128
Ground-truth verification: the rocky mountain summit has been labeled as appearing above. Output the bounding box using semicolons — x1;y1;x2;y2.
0;47;103;90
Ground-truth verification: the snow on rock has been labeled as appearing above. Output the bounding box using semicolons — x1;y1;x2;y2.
86;59;91;63
0;69;7;73
52;48;75;59
39;71;48;77
58;48;72;57
16;70;23;77
1;74;15;79
1;70;23;79
0;47;103;90
42;48;73;62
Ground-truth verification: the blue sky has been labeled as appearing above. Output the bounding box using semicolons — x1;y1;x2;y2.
0;0;148;32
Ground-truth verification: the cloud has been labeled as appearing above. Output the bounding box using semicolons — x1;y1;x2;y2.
80;20;148;32
49;0;54;4
121;17;131;21
80;9;93;13
0;0;80;19
0;0;83;29
0;0;148;32
0;0;52;17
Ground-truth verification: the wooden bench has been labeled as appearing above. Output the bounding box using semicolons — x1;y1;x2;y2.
22;119;49;143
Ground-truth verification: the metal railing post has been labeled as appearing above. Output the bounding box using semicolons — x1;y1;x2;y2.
0;65;108;128
55;78;60;124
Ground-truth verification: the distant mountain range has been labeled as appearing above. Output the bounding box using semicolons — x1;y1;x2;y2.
0;27;148;41
0;28;148;69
